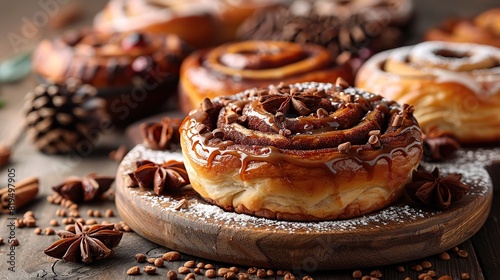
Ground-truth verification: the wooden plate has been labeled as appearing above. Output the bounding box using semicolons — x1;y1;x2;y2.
115;145;496;270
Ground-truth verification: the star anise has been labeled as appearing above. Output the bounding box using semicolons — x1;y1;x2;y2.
52;173;114;203
140;117;183;150
406;167;470;210
260;89;322;116
44;222;123;263
423;128;460;162
128;160;190;195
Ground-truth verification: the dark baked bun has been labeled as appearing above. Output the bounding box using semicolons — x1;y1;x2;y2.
238;0;414;57
33;29;192;124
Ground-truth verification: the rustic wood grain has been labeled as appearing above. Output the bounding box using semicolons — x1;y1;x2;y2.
471;194;500;280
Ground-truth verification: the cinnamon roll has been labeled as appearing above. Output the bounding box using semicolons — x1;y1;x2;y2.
180;81;423;221
178;40;353;114
238;0;413;59
93;0;218;48
94;0;281;48
425;8;500;48
33;29;192;124
356;41;500;144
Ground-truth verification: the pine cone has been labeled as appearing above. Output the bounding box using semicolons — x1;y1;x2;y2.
25;80;106;154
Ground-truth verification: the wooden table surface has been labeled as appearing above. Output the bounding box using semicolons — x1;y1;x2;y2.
0;1;499;279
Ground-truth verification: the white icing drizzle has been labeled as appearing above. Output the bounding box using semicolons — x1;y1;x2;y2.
378;41;500;96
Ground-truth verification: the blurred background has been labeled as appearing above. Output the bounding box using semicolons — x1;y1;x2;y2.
0;0;498;59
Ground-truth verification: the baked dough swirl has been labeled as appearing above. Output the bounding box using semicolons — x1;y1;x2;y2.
93;0;218;48
425;8;500;48
179;40;353;113
180;81;422;221
356;41;500;144
33;29;192;88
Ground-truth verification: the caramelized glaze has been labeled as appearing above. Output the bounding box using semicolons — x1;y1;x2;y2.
183;82;421;181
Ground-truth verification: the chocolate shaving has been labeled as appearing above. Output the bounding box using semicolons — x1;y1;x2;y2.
201;97;214;112
225;113;238;124
316;108;329;118
335;77;349;91
368;135;381;148
212;129;225;139
338;142;352;154
406;167;469;209
403;104;415;118
368;130;381;137
392;114;404;127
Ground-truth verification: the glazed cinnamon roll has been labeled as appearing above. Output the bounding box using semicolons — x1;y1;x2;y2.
425;8;500;48
178;40;353;114
180;81;423;221
33;29;192;124
356;41;500;144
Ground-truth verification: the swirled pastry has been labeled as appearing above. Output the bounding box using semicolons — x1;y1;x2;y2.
238;0;413;58
93;0;218;48
33;29;192;124
356;41;500;144
425;8;500;48
178;40;353;113
33;29;191;87
94;0;281;48
180;81;422;221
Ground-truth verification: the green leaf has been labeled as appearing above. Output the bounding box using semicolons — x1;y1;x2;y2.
0;52;32;83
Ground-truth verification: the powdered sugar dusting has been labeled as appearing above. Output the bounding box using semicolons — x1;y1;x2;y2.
120;145;494;234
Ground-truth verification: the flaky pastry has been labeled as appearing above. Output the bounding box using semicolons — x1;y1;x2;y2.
356;41;500;144
180;81;422;221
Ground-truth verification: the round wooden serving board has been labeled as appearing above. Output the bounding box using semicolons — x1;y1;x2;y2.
115;145;496;270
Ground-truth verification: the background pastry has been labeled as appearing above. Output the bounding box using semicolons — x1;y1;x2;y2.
94;0;282;49
238;0;414;64
178;40;353;114
180;81;423;221
424;8;500;47
356;41;500;144
94;0;218;49
33;29;192;125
